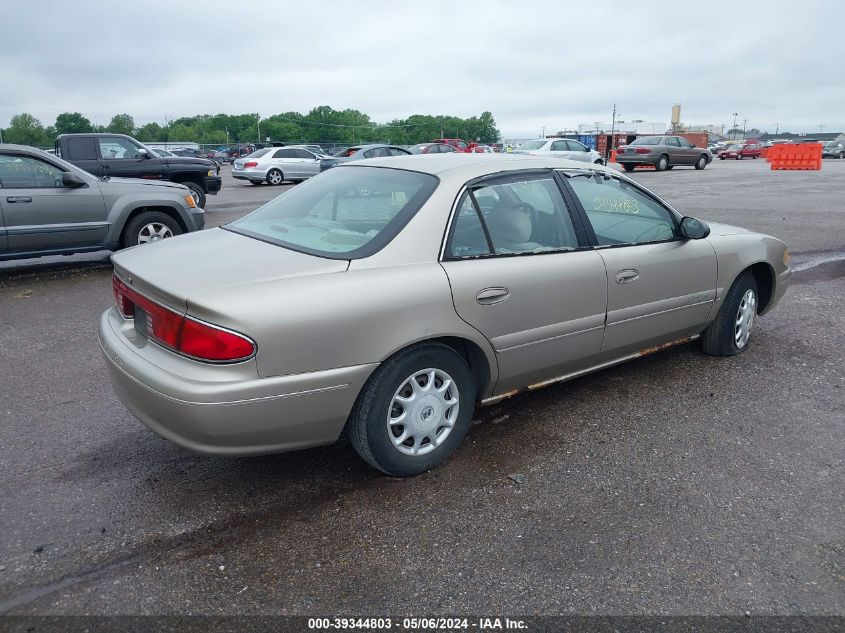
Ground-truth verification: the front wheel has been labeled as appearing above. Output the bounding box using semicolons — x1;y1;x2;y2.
695;154;708;170
121;211;182;249
701;271;758;357
347;343;476;476
623;163;636;172
183;181;206;208
655;154;669;171
839;152;844;159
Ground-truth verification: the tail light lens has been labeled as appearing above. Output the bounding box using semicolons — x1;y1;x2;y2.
243;161;259;168
635;148;651;154
111;274;255;363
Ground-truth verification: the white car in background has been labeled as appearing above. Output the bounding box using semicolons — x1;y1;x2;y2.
232;146;322;185
513;138;605;164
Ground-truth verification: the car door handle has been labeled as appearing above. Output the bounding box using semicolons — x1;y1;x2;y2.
6;196;32;203
476;287;510;305
615;269;639;284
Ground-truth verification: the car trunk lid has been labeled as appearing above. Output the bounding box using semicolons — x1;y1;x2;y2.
111;227;349;313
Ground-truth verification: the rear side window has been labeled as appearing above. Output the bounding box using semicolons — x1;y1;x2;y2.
274;148;297;158
227;166;438;259
566;175;677;246
550;140;567;151
448;176;579;257
665;137;681;147
678;137;694;148
66;137;98;160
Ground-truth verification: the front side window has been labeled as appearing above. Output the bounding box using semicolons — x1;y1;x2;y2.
227;166;437;258
0;153;66;188
550;140;567;151
388;147;407;156
294;149;315;159
678;137;694;148
448;175;579;257
440;144;456;153
98;137;142;159
566;174;677;246
567;140;588;152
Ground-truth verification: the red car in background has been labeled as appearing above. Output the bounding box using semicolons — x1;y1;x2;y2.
433;138;485;153
718;143;762;160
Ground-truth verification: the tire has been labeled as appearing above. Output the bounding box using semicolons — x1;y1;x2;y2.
655;154;669;171
666;165;674;170
182;181;206;208
752;155;758;159
121;211;182;249
623;163;636;172
701;271;758;357
249;180;262;185
719;156;725;160
839;152;844;159
695;154;708;170
737;154;743;160
347;343;476;476
266;169;284;186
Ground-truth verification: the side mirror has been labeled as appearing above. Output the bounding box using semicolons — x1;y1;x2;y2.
62;171;86;188
680;216;710;240
139;149;150;159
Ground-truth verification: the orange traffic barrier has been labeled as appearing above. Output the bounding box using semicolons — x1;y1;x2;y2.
610;150;617;163
769;143;822;171
760;147;769;160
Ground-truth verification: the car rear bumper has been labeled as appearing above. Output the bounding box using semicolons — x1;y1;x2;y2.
616;152;658;165
205;176;222;194
232;167;270;181
98;308;377;456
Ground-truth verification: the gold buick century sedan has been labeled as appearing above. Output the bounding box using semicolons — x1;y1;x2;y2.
99;154;791;476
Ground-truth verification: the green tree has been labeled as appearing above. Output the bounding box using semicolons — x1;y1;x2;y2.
54;112;94;135
4;113;49;146
108;113;135;136
135;122;164;142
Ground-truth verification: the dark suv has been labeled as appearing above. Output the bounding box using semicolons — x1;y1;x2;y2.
55;133;222;207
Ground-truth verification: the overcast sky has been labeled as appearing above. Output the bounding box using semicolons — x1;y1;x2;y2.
2;0;843;138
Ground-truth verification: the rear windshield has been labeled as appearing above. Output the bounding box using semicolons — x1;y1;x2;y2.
630;137;661;146
226;166;438;259
246;148;272;158
334;147;360;158
518;140;546;150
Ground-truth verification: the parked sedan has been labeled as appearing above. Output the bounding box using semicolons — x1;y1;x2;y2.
513;138;604;164
0;144;203;261
822;140;845;159
408;143;457;154
100;154;790;476
718;143;762;160
319;144;411;171
232;146;322;185
616;135;711;171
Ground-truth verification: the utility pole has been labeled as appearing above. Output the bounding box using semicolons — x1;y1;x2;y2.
609;103;617;155
541;126;545;139
742;118;748;138
819;124;825;134
731;113;738;139
775;123;779;135
256;115;261;143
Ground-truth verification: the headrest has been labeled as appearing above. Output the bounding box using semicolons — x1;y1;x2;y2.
486;208;533;243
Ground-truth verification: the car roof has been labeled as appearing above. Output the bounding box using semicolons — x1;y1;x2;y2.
342;153;609;179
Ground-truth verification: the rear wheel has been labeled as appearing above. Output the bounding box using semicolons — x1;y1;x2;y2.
347;343;476;476
266;169;284;185
701;271;758;357
121;211;182;249
695;154;708;170
839;152;844;159
182;181;206;208
655;154;669;171
737;154;743;160
623;163;636;172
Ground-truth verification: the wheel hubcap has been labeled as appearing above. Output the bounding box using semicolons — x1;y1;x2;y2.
387;368;459;456
138;222;173;244
734;289;757;348
270;172;282;184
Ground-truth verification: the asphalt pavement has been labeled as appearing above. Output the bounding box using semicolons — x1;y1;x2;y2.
1;158;843;616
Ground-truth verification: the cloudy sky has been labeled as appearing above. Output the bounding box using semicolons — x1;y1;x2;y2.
2;0;843;138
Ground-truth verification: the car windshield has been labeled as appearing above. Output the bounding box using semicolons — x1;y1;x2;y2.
517;140;546;150
630;137;661;146
226;166;438;259
334;147;361;158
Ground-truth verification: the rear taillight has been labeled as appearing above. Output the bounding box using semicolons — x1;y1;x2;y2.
243;161;259;168
111;274;255;363
635;148;651;154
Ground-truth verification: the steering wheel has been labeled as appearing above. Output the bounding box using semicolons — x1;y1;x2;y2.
512;202;542;241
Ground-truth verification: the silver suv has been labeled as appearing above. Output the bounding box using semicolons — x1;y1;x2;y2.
0;144;204;261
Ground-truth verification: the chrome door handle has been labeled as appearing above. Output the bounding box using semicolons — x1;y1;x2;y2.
615;269;639;284
6;196;32;203
476;287;510;305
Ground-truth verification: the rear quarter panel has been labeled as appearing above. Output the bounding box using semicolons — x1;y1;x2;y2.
184;263;500;395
